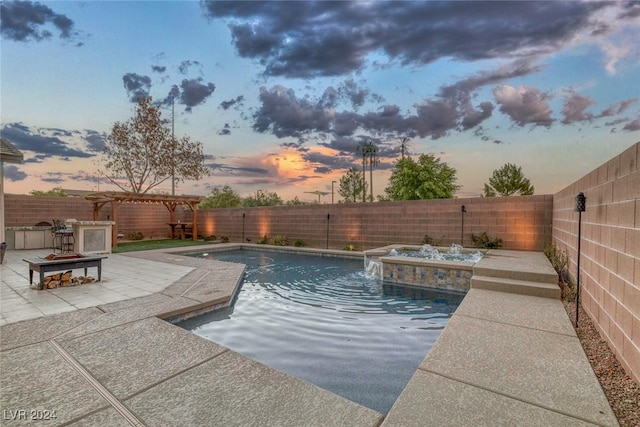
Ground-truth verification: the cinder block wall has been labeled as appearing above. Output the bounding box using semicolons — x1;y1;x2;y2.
5;194;552;251
192;195;552;251
553;141;639;383
3;195;170;240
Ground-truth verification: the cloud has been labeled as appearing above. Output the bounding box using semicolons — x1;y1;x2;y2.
0;0;81;43
203;1;609;78
302;151;358;172
252;59;549;145
84;130;106;153
151;65;166;73
599;35;638;75
493;85;553;127
220;95;244;110
122;73;151;102
218;123;231;135
562;91;595;124
207;162;269;176
599;98;639;117
253;85;334;138
178;60;203;75
3;164;27;181
623;118;640;131
178;78;216;112
1;122;97;159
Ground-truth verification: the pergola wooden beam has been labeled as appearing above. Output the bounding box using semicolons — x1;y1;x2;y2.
84;191;202;247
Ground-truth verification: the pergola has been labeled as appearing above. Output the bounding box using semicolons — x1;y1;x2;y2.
84;191;202;247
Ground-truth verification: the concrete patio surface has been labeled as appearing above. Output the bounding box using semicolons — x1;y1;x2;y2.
0;246;618;426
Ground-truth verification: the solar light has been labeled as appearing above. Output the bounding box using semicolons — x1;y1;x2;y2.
575;192;586;212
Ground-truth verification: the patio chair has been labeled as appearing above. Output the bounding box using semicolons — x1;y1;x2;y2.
52;219;74;253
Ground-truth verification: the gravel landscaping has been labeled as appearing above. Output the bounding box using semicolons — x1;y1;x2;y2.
563;301;640;427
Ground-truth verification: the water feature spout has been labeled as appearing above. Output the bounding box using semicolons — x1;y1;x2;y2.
364;255;383;280
449;243;463;255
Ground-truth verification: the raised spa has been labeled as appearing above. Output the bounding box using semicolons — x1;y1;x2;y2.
365;244;485;292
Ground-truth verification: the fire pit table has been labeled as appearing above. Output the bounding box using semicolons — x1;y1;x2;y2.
23;254;107;286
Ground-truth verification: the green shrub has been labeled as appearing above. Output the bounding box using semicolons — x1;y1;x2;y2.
271;235;289;246
202;234;217;241
294;239;305;247
342;244;356;251
257;234;268;244
471;232;503;249
127;231;144;241
221;236;229;243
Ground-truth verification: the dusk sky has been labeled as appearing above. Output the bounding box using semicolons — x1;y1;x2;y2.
1;1;639;201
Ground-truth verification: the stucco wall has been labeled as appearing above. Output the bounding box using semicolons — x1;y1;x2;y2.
553;141;639;383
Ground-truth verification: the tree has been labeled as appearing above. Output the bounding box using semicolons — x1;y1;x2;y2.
199;185;242;209
285;196;310;205
243;190;283;207
30;187;66;197
102;97;209;194
384;154;459;200
338;167;366;203
398;137;411;160
483;163;534;196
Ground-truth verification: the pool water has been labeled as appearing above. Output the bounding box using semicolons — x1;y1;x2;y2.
179;249;465;414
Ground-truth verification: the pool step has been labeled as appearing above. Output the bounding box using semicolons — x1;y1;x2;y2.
470;275;561;299
473;264;557;285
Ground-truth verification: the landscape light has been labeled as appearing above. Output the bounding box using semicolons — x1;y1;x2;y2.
574;192;586;327
460;205;466;246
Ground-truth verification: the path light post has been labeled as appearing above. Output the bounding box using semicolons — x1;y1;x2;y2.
326;213;331;249
460;205;466;246
575;192;586;327
242;213;246;243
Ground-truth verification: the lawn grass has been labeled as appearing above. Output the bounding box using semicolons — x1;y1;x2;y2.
112;239;214;253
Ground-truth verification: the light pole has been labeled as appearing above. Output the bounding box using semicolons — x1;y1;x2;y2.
575;192;586;327
332;181;336;204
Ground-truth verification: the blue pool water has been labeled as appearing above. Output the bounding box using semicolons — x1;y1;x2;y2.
179;249;465;414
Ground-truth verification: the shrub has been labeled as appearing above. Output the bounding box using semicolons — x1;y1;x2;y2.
202;235;217;241
257;234;268;244
544;242;574;300
271;235;289;246
294;239;305;247
422;234;435;245
127;231;144;241
221;236;229;243
342;244;356;251
471;232;503;249
421;234;443;245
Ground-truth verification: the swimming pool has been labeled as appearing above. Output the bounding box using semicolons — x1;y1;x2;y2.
179;249;465;414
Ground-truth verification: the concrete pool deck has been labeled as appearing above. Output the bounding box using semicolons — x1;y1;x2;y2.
0;245;618;426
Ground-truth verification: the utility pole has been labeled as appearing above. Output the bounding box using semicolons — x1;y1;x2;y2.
171;97;175;196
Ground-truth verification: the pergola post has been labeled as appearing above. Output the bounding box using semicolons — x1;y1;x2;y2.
111;201;120;248
189;202;198;241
